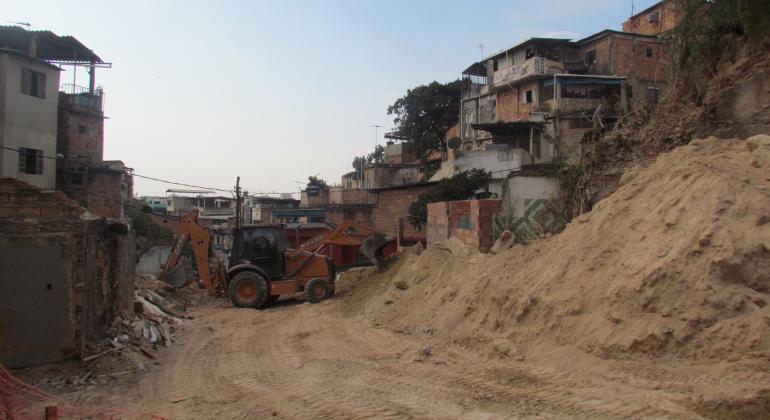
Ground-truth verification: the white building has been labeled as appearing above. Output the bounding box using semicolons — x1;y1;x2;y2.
0;48;60;189
430;146;533;196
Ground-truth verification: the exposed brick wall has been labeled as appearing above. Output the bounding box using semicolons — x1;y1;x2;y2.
622;0;682;36
497;89;516;122
322;184;431;240
427;202;449;245
0;178;134;367
371;186;430;238
57;101;104;164
62;168;133;219
0;177;83;220
325;205;376;229
301;189;330;208
427;199;502;252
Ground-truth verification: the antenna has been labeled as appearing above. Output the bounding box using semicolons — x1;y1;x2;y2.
9;21;31;29
478;43;485;61
369;124;383;148
631;0;635;17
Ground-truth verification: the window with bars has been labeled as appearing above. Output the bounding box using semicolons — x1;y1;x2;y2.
21;68;46;99
18;147;44;174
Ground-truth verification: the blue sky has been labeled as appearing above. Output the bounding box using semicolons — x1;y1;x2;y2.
5;0;658;197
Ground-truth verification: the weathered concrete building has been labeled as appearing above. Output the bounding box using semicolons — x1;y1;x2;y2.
0;49;60;190
430;146;534;196
0;26;132;220
247;195;300;224
0;178;135;368
622;0;683;36
383;140;418;165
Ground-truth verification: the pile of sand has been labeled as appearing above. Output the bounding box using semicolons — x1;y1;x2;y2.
338;136;770;361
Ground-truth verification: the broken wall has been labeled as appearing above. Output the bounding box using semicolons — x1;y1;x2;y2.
0;177;135;368
493;175;563;242
426;199;502;252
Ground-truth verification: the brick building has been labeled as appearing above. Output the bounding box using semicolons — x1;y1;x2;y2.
62;160;133;219
622;0;683;36
427;199;502;253
0;177;135;368
320;182;434;240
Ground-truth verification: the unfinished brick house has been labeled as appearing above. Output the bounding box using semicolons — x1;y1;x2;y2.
458;29;670;159
0;178;135;368
622;0;683;36
426;199;502;253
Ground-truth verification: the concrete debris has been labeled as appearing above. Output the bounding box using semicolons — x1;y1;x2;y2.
489;230;516;255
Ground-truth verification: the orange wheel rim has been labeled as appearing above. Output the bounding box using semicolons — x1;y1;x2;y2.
313;283;326;298
237;282;256;300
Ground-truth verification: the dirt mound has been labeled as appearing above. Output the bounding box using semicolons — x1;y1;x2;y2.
340;137;770;361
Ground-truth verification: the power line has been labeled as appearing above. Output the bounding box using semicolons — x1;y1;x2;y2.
2;144;234;193
131;173;232;193
2;144;302;197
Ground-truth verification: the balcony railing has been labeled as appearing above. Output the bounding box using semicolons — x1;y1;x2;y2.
491;57;563;87
59;84;104;113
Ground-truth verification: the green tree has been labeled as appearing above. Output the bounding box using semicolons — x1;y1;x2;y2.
408;169;491;229
367;144;385;164
307;175;329;189
387;80;462;157
125;206;175;248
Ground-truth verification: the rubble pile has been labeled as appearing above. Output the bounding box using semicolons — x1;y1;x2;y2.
106;274;192;357
340;136;770;362
15;274;194;393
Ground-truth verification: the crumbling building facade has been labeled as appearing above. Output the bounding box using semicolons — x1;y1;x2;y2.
0;178;135;368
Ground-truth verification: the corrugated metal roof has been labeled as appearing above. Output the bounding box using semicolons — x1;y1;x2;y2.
0;25;103;63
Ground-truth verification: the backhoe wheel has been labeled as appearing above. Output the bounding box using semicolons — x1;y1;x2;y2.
306;278;331;304
229;271;269;309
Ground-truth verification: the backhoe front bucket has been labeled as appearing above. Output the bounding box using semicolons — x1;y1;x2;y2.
360;234;391;266
161;263;190;289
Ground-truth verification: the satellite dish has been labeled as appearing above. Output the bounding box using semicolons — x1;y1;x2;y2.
447;137;462;150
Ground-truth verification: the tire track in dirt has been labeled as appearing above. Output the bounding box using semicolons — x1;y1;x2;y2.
66;295;761;419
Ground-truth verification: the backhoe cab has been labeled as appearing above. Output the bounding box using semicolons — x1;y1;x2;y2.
227;225;336;308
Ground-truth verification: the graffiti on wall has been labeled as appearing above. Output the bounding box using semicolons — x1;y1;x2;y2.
493;198;566;242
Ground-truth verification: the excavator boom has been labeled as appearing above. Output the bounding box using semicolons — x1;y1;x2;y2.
158;209;227;293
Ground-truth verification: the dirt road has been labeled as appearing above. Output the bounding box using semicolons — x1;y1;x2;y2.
60;281;768;419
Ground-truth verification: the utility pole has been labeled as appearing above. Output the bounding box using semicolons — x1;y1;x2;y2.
234;176;241;232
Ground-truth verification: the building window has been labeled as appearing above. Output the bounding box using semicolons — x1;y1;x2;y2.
649;11;660;24
21;68;46;99
525;90;533;104
18;147;44;174
497;150;514;161
585;50;596;64
646;47;654;58
525;47;535;60
78;125;87;134
493;60;499;71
